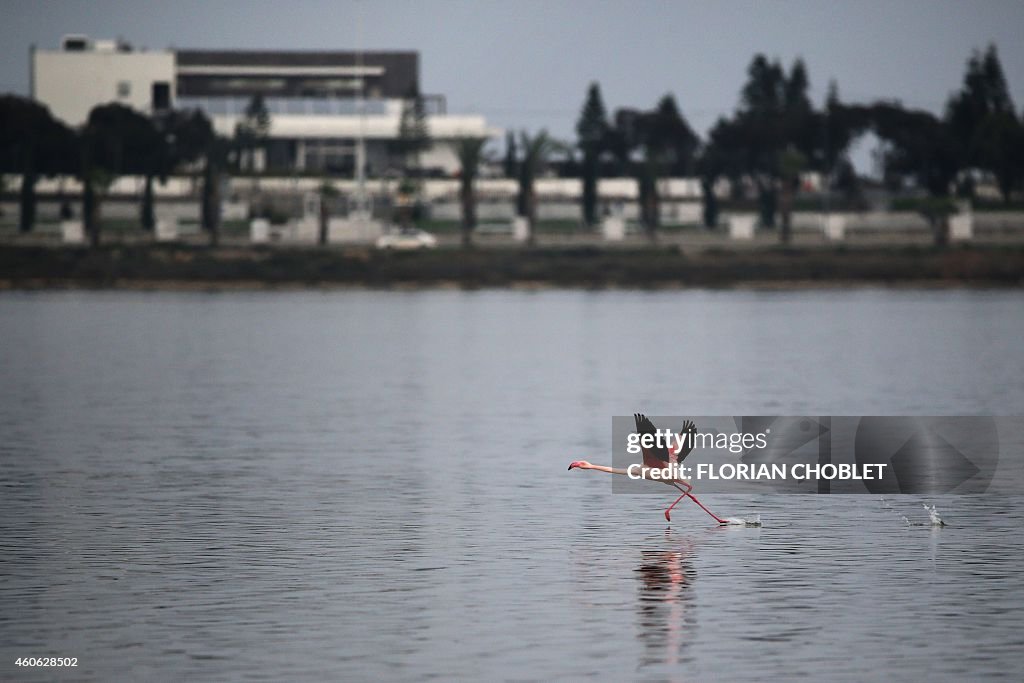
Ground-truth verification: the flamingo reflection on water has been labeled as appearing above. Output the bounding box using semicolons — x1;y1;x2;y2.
569;414;728;524
636;538;698;668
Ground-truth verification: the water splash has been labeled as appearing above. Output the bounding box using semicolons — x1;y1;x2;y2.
723;514;762;527
923;503;946;527
901;503;947;527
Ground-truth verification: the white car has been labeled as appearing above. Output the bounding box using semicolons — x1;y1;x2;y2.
375;228;439;250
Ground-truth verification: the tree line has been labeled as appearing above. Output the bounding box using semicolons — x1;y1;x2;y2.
2;45;1022;248
535;45;1023;245
0;96;276;247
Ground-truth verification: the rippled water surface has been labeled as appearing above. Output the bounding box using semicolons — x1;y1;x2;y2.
2;289;1023;681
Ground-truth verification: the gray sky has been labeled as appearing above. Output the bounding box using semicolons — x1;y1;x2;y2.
2;0;1023;146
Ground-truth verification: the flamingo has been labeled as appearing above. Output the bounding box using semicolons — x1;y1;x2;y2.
568;413;728;524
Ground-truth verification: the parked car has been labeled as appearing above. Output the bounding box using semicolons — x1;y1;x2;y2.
375;228;439;250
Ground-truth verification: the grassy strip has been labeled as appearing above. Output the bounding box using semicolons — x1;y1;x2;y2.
1;243;1022;288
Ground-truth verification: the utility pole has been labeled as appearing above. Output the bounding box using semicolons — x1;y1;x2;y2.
355;3;367;217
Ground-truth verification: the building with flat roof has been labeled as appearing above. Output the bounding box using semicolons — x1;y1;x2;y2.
31;35;498;176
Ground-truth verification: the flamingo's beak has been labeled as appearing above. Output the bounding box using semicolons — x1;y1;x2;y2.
568;461;580;470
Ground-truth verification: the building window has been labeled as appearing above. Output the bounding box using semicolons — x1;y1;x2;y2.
62;36;89;51
117;81;131;98
152;82;170;111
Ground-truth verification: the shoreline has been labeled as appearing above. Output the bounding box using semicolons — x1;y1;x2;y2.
2;244;1022;290
2;278;1022;292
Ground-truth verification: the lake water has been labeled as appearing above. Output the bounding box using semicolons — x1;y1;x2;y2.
2;288;1023;681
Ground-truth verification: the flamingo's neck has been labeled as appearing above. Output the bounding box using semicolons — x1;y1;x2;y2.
586;464;628;476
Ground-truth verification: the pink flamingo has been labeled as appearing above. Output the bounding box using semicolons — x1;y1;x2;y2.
568;413;728;524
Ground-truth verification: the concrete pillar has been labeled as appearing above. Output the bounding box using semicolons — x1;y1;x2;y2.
250;218;270;243
950;202;973;241
823;214;846;241
155;216;178;242
728;214;756;240
61;220;84;244
512;216;529;243
602;215;625;241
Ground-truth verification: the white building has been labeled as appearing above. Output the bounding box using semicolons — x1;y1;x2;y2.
31;35;499;176
32;36;174;126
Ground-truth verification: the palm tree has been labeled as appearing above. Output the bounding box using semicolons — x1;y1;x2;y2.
81;103;158;246
778;146;807;244
318;180;339;246
200;135;229;247
161;110;216;243
0;95;76;233
451;137;488;248
641;95;698;240
518;130;558;247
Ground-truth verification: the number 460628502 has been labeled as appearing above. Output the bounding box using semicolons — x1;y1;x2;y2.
15;657;78;667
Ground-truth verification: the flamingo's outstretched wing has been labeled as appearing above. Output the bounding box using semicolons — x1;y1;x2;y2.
635;413;669;468
673;419;698;463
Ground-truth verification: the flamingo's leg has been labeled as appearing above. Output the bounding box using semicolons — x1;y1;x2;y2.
663;490;688;521
672;482;728;525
